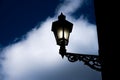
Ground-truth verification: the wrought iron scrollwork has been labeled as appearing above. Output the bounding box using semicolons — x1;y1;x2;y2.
65;52;101;72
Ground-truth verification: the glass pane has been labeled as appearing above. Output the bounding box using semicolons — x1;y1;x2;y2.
64;29;69;40
57;28;63;39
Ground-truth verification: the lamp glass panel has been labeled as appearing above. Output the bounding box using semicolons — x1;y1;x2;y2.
57;27;69;40
57;28;63;39
64;29;69;40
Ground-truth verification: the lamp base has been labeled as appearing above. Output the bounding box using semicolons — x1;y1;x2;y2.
59;46;66;58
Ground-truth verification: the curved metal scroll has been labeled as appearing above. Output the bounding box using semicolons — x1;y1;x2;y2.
65;52;101;72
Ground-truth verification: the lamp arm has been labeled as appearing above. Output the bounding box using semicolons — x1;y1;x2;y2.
64;52;102;72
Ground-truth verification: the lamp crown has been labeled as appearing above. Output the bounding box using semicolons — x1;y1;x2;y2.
58;12;66;20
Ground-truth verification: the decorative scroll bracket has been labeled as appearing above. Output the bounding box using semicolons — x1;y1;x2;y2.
64;52;101;72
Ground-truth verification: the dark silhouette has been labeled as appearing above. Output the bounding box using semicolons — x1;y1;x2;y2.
52;13;101;72
94;0;117;80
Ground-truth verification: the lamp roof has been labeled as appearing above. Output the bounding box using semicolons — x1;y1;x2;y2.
58;13;66;20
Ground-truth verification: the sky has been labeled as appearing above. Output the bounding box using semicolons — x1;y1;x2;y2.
0;0;101;80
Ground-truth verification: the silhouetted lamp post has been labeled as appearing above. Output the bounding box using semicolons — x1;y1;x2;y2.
52;13;101;72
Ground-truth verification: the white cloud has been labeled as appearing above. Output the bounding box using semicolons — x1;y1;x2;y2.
0;0;101;80
56;0;83;15
67;17;98;54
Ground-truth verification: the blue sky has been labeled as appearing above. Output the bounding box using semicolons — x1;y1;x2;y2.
0;0;101;80
0;0;59;46
0;0;96;47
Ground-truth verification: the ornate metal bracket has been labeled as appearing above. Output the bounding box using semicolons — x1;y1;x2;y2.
59;45;101;72
64;52;101;72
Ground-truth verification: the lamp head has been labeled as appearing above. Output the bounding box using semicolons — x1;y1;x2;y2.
52;13;73;46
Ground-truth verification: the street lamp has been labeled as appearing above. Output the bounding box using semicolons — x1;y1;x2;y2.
51;13;101;72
